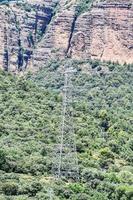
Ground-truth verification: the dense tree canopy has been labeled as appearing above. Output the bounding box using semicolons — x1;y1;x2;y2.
0;60;133;199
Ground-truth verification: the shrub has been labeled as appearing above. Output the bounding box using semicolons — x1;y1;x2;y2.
115;185;133;199
91;60;100;69
27;181;42;196
99;147;114;159
108;64;115;71
0;149;6;170
118;171;133;184
2;182;18;195
82;168;104;183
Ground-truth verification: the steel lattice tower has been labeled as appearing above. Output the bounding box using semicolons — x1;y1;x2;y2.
52;67;79;181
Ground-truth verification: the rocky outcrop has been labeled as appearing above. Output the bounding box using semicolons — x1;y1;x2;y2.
0;0;56;72
0;0;132;72
33;8;76;68
33;1;133;67
69;2;133;64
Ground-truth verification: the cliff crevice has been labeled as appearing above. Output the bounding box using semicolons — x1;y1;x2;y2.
0;0;57;72
66;14;78;55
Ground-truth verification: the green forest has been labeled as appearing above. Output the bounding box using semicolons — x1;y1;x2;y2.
0;59;133;199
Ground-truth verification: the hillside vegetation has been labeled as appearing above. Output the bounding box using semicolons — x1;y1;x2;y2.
0;60;133;199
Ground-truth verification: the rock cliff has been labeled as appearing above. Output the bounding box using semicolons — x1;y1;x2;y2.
0;0;132;72
0;0;57;72
69;2;133;64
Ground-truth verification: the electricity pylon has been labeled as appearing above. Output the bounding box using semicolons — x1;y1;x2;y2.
52;67;79;181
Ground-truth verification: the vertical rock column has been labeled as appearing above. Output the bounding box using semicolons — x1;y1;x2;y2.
0;7;10;70
33;8;76;68
68;13;93;59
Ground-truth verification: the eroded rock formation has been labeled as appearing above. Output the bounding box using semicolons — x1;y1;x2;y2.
0;0;132;72
0;0;56;72
69;2;133;64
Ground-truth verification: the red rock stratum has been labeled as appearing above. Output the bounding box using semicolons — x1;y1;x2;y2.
0;0;132;72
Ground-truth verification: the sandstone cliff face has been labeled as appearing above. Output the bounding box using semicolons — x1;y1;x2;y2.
69;2;133;64
33;8;76;68
0;0;132;72
0;0;56;72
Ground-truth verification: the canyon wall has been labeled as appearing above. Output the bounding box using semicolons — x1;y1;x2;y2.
69;2;133;64
0;0;57;72
0;0;132;72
